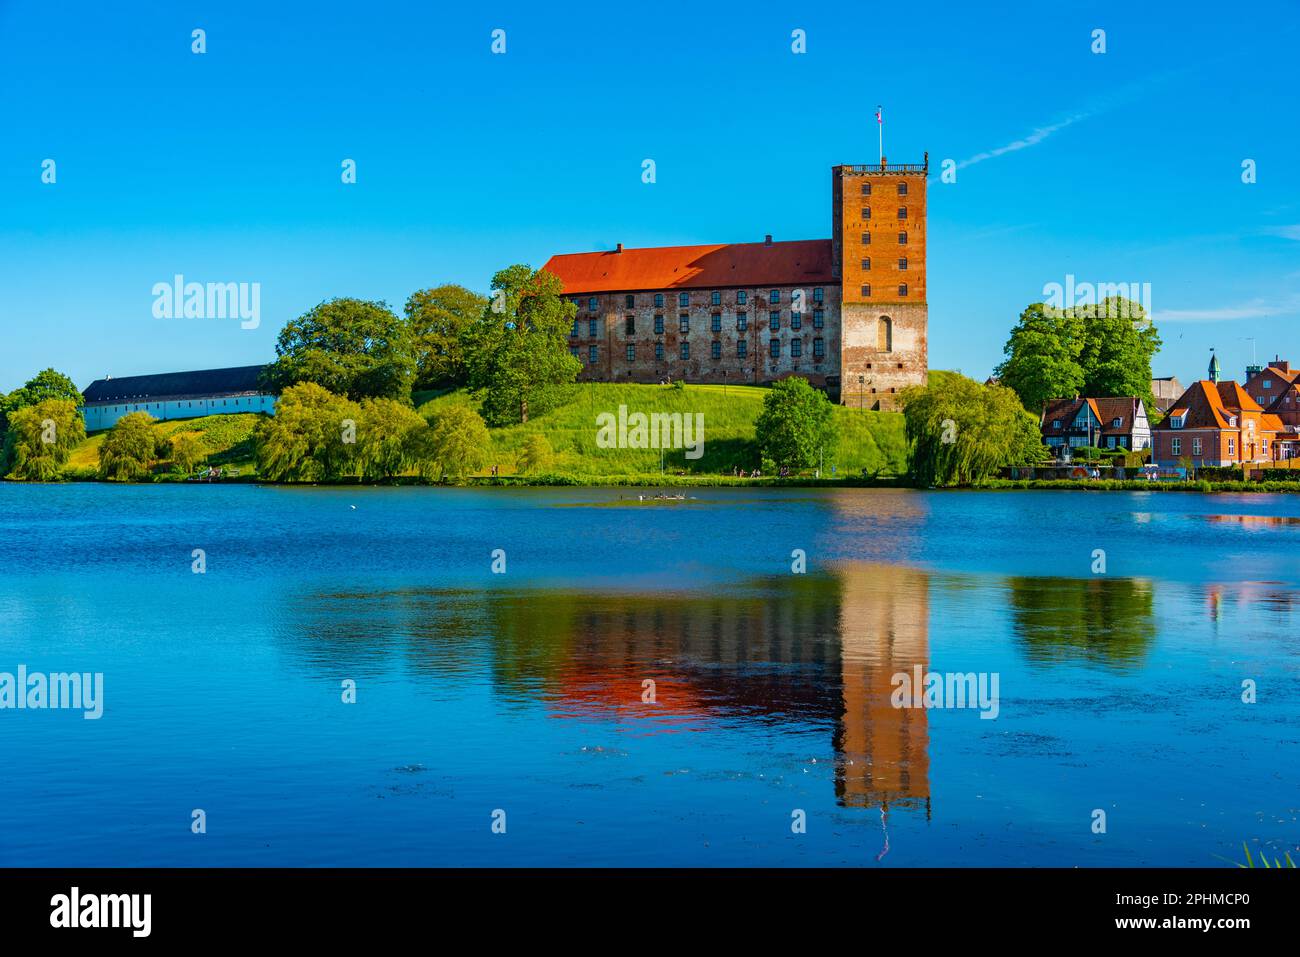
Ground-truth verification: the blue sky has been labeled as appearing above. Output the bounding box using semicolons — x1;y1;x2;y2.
2;0;1297;392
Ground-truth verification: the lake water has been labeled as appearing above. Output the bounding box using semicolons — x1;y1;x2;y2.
0;483;1297;867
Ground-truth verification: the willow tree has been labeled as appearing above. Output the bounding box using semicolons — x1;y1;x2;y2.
901;371;1047;487
98;411;160;481
254;382;362;482
1;399;85;481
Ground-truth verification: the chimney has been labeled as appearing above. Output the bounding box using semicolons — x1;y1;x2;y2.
615;243;623;253
764;234;772;246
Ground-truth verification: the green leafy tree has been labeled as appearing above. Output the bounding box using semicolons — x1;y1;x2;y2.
1;399;85;481
516;433;553;474
1075;297;1162;406
169;432;208;474
253;382;362;482
463;265;581;425
98;412;159;481
754;377;838;470
902;372;1048;487
424;404;490;480
1;368;82;434
994;304;1086;413
405;284;488;389
263;298;415;400
355;397;427;480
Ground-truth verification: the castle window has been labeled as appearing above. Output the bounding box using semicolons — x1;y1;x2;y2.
878;316;893;352
791;339;802;358
679;313;689;333
625;316;635;335
711;340;722;360
813;287;824;302
737;290;748;304
769;339;780;358
711;291;721;306
654;314;664;334
769;310;780;331
711;313;722;332
655;342;665;360
571;318;580;337
588;319;598;337
898;182;908;196
769;289;780;303
898;231;908;244
625;294;635;308
791;312;802;330
813;308;824;328
861;232;871;245
678;292;690;307
737;310;748;331
814;337;825;358
737;339;748;358
899;257;908;270
897;206;908;219
626;344;636;361
861;257;871;270
861;284;871;297
860;183;871;196
899;283;909;296
654;293;664;307
862;206;871;220
570;346;580;358
588;345;599;364
588;297;598;310
680;342;690;360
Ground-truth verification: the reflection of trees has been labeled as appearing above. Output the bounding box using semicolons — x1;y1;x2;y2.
1007;576;1156;669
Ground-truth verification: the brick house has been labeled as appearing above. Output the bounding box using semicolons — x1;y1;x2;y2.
1243;357;1299;410
1151;379;1285;467
1040;396;1152;457
541;157;930;409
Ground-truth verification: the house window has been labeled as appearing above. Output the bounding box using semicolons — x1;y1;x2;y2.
897;206;908;219
1263;379;1273;389
769;289;780;303
791;339;802;358
655;342;664;360
898;283;909;297
1228;437;1236;456
625;316;635;335
588;345;599;364
862;206;871;220
861;232;871;245
898;182;908;196
1052;420;1062;429
769;339;780;358
626;344;636;362
1112;417;1122;428
737;290;748;304
678;292;690;307
711;340;721;360
860;182;871;196
588;319;598;337
737;311;748;331
899;257;908;270
813;337;825;358
711;291;721;306
861;257;871;270
680;342;690;360
679;314;689;333
769;310;780;331
791;312;802;330
1171;437;1182;455
813;287;824;303
654;293;664;307
711;313;722;333
898;231;908;244
1192;438;1203;455
813;308;824;328
737;339;747;358
861;284;871;297
654;314;664;334
625;294;635;308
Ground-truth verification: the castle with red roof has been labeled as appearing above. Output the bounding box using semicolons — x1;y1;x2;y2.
542;158;930;409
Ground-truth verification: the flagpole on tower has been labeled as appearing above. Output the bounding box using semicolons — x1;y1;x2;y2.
876;105;883;163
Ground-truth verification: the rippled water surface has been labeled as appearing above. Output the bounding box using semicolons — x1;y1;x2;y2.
1;484;1297;866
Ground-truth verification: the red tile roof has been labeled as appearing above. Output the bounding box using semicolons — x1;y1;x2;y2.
542;239;834;294
1154;379;1285;433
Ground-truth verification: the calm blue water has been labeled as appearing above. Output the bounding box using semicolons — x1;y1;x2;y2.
0;483;1297;867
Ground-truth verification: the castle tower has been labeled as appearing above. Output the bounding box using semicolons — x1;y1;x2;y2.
832;156;929;409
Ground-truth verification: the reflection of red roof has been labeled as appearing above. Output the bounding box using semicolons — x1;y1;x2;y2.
549;671;713;730
542;240;834;294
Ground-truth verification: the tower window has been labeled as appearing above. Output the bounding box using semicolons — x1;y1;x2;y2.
861;232;871;245
861;257;871;270
878;316;893;352
897;206;908;219
860;182;872;196
861;284;871;297
899;283;908;297
897;182;908;196
625;316;635;334
899;257;908;270
898;231;908;245
862;206;871;220
625;294;635;308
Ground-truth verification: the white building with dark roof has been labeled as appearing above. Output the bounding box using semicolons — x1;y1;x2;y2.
81;365;276;432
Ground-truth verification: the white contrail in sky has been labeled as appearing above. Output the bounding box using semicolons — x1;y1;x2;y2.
956;112;1091;170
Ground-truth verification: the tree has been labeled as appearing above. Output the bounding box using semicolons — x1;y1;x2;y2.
405;284;488;390
253;382;361;482
1;368;81;434
1;399;85;480
516;433;553;474
1075;297;1162;406
354;397;427;480
901;372;1048;487
98;412;160;481
994;304;1086;413
169;432;208;474
463;265;581;425
262;298;415;401
424;404;490;480
754;377;838;470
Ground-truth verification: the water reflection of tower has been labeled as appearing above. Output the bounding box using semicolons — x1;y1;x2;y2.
834;563;931;817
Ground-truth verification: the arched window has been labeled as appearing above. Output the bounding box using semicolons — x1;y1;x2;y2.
878;315;893;352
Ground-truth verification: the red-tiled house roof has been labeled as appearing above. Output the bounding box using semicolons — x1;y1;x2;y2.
1153;380;1285;434
542;239;834;294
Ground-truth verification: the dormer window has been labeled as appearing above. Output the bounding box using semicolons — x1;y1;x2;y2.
1052;419;1062;429
1170;415;1184;428
1112;417;1122;428
1228;415;1237;427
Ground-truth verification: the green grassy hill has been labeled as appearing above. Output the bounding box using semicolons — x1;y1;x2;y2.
65;413;263;479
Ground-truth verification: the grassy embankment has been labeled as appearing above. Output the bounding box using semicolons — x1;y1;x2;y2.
55;383;907;484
